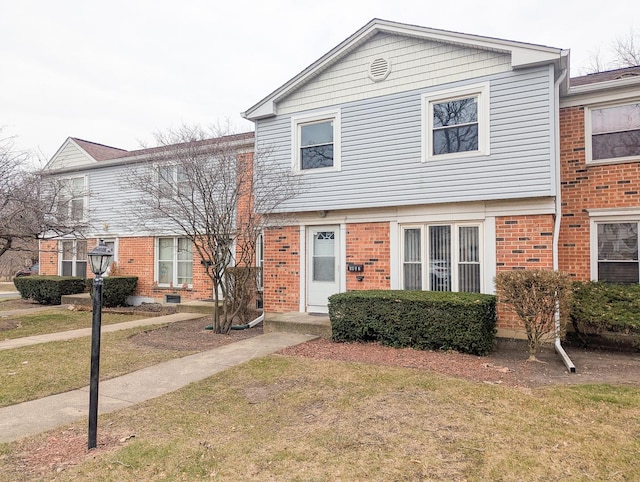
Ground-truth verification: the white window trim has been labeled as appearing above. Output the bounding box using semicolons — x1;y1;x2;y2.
102;238;118;276
59;238;88;277
585;99;640;166
589;211;640;281
256;232;264;292
154;237;193;288
60;175;88;222
400;222;484;292
291;109;341;173
421;82;490;163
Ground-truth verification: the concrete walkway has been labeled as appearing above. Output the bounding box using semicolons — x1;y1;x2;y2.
0;319;316;443
0;312;205;351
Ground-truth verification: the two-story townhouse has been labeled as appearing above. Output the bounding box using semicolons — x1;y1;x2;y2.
243;19;569;335
559;66;640;284
39;133;256;305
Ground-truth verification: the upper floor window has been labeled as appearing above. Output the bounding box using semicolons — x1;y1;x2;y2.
402;223;482;293
156;237;193;286
61;239;87;277
292;110;341;172
59;177;86;221
595;222;639;283
157;164;191;197
587;102;640;164
422;83;489;162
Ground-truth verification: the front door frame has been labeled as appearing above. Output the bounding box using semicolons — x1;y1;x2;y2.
301;224;345;313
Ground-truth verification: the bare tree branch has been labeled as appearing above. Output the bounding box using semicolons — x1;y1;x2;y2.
121;124;300;333
0;129;89;266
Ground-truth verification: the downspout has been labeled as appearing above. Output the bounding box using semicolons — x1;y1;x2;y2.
205;312;264;331
230;312;265;330
552;65;576;373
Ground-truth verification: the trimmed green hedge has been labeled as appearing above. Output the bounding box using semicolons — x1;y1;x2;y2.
13;276;86;305
328;290;497;355
571;281;640;348
89;276;138;307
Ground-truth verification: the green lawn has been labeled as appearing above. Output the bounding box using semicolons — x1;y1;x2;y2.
0;326;195;407
0;309;148;340
1;355;639;480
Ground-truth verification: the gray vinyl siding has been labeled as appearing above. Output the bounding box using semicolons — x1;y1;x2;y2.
74;164;183;237
257;65;555;213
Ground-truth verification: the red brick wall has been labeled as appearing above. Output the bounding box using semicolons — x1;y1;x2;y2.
263;226;300;312
38;236;214;302
116;237;212;301
559;106;640;280
38;239;59;275
495;214;555;330
345;222;390;291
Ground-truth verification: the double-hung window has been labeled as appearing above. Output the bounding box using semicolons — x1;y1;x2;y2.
157;164;191;197
59;177;87;221
422;83;489;161
587;102;640;164
157;237;193;286
292;110;341;172
402;223;482;292
61;239;87;277
594;221;639;283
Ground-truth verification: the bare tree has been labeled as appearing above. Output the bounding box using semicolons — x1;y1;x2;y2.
0;130;87;264
612;28;640;68
124;124;299;333
495;270;572;361
583;28;640;73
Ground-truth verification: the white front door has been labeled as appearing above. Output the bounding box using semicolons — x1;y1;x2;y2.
307;226;340;313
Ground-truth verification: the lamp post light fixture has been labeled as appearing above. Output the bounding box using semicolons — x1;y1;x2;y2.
87;239;113;450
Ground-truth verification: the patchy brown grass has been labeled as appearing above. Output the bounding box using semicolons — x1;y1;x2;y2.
0;309;148;340
1;355;639;480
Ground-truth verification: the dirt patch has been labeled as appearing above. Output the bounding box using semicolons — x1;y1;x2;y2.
279;336;640;388
4;321;639;479
129;316;264;351
0;319;20;331
0;299;42;311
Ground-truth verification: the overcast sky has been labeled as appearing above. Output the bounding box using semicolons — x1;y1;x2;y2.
1;0;637;162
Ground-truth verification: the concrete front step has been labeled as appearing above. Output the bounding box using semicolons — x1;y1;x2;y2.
175;300;221;315
264;312;332;339
61;292;92;306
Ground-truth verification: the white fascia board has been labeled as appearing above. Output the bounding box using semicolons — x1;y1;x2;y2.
561;79;640;107
46;137;255;176
44;137;98;171
242;19;564;121
377;20;563;68
241;100;276;119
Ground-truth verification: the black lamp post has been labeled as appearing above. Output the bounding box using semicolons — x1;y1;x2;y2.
87;239;113;450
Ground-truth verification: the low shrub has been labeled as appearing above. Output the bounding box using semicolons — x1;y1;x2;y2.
571;281;640;348
89;276;138;307
328;290;496;355
13;275;86;305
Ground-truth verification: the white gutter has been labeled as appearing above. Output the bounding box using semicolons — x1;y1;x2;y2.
553;66;576;373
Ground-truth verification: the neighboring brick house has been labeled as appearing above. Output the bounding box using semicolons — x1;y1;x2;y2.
243;19;572;335
559;66;640;285
39;133;255;304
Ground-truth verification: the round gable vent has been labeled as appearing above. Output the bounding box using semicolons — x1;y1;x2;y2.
369;57;391;82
